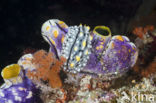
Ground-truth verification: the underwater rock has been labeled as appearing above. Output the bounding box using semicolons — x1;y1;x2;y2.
114;77;156;103
77;75;92;96
1;19;155;103
0;64;41;103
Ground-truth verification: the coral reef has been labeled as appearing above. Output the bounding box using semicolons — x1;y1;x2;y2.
133;25;154;40
67;74;156;103
133;25;156;77
1;19;156;103
114;77;156;103
133;58;156;77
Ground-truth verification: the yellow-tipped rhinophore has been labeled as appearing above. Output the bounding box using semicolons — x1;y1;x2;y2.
1;64;21;79
93;26;111;37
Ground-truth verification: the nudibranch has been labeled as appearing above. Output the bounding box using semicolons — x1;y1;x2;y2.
0;64;41;103
41;19;138;77
41;19;68;59
61;24;92;73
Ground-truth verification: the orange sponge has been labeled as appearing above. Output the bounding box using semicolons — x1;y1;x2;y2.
27;50;66;88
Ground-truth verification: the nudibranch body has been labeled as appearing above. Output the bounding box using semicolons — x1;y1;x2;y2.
41;19;138;77
41;19;68;58
61;25;92;73
0;64;41;103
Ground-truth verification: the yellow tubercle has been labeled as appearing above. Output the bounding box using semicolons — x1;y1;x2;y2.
96;46;100;50
70;63;74;68
89;35;93;41
76;56;80;62
74;46;78;51
49;38;56;45
46;26;50;31
58;21;65;25
58;21;68;28
53;30;59;38
82;40;86;47
80;32;83;37
85;50;89;55
61;35;64;43
86;26;90;30
1;64;21;79
99;45;103;49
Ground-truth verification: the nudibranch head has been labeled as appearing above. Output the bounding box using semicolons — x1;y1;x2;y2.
61;25;92;73
1;64;21;79
41;19;68;58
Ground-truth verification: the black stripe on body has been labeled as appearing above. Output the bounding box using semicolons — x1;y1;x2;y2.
55;22;67;34
43;35;59;59
75;26;90;68
66;27;80;69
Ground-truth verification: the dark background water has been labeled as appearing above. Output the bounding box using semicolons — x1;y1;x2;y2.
0;0;156;84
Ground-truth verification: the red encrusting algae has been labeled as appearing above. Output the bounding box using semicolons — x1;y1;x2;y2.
133;60;156;77
132;25;154;39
